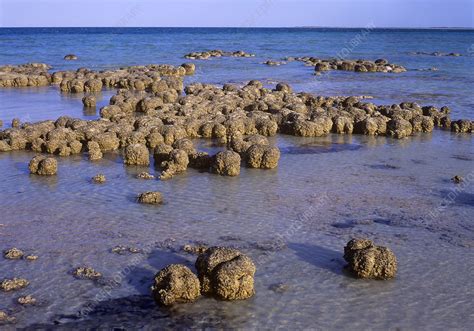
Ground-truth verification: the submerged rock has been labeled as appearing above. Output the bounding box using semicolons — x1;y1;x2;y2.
28;155;57;175
182;244;208;255
137;191;163;204
0;310;16;323
17;295;37;305
184;50;255;60
92;173;106;184
64;54;78;60
3;248;24;260
136;172;155;180
195;247;256;300
25;255;38;261
0;278;30;291
72;267;102;280
344;239;397;280
151;264;201;306
451;175;463;184
111;245;142;255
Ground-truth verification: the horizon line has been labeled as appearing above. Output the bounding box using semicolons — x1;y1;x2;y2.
1;26;473;30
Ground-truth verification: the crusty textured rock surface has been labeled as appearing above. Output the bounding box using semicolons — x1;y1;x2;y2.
195;247;256;300
17;295;37;305
151;264;201;306
92;174;106;183
211;151;241;176
245;144;280;169
72;267;102;280
0;310;16;323
82;95;96;108
124;143;150;166
3;248;24;260
0;278;30;291
28;155;57;175
344;239;397;280
137;191;163;204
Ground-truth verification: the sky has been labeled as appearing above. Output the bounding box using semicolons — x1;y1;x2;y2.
0;0;473;28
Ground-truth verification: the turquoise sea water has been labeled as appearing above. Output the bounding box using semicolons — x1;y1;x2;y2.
1;28;473;120
0;28;473;329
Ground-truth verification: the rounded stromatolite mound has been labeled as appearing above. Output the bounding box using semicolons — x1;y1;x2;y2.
64;54;78;60
3;248;24;260
124;143;150;166
195;247;256;300
211;150;241;176
151;264;201;306
82;95;96;108
137;191;163;205
343;238;397;280
245;144;280;169
28;155;57;175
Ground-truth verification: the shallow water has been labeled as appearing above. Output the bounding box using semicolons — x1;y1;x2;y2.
1;28;474;123
0;132;473;329
0;28;473;329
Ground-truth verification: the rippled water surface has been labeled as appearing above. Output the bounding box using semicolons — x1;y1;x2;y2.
0;28;473;329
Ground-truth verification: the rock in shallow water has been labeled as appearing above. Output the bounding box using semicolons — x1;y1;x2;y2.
28;155;57;175
137;191;163;204
0;278;30;291
17;295;37;305
195;247;256;300
72;267;102;280
124;143;150;166
211;151;241;176
3;248;24;260
344;239;397;280
64;54;78;60
0;310;16;323
151;264;201;306
92;173;106;184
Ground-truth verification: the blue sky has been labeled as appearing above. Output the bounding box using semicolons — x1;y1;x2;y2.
0;0;472;28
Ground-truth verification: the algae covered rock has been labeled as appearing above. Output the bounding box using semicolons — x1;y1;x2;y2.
344;238;397;280
0;278;30;291
17;295;37;305
195;247;256;300
29;155;57;175
87;141;103;161
211;150;241;176
72;266;102;280
3;248;24;260
92;173;106;184
64;54;78;60
137;172;155;180
124;143;150;166
386;118;413;139
151;264;201;306
245;144;280;169
137;191;163;204
82;95;96;108
0;310;16;323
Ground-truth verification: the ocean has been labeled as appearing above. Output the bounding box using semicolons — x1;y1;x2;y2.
0;28;473;329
